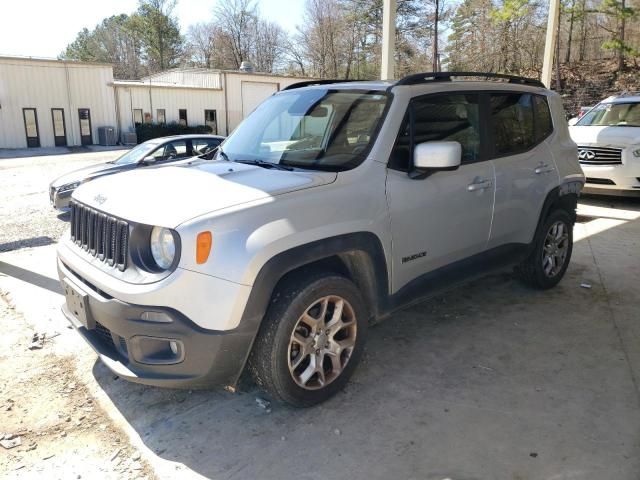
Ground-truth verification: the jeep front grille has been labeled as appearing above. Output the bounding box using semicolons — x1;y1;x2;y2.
69;201;129;271
577;146;622;165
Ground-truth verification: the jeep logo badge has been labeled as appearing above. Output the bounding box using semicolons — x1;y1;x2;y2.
578;149;596;160
94;194;107;205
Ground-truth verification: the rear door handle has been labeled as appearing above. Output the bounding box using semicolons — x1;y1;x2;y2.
535;163;555;174
467;179;492;192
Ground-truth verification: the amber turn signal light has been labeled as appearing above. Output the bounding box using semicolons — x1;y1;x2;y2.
196;231;212;264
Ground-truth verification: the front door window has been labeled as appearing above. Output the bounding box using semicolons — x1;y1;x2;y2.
51;109;67;147
78;109;92;145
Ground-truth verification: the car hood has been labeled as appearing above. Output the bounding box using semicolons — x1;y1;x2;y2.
569;125;640;147
50;162;132;188
72;160;337;228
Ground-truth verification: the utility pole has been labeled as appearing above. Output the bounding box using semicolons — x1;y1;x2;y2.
433;0;440;72
542;0;561;88
381;0;397;80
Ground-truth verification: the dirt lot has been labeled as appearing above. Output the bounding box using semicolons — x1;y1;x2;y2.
0;299;153;479
1;150;640;479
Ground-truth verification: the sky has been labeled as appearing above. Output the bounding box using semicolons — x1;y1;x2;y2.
0;0;305;59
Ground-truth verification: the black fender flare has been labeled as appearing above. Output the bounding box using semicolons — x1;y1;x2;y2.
230;232;389;385
529;185;579;250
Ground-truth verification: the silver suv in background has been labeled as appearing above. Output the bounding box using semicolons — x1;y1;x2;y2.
569;94;640;195
57;73;584;407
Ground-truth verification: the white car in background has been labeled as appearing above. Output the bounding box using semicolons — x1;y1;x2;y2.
569;94;640;195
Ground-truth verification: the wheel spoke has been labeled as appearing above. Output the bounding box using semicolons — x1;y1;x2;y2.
556;234;569;246
327;298;344;328
299;361;317;386
291;348;310;370
326;350;343;374
316;363;326;386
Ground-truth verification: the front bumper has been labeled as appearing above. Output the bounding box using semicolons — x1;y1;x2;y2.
58;261;255;388
581;158;640;195
50;187;73;210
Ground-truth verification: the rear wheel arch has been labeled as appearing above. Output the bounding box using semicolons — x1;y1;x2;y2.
535;187;578;238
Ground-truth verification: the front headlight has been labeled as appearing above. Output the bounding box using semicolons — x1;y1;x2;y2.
150;226;176;270
58;181;81;193
632;147;640;158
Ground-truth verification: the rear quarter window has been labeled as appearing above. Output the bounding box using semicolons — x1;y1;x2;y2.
490;93;535;156
534;95;553;141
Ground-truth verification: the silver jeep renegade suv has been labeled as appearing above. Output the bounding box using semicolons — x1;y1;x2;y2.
57;72;584;407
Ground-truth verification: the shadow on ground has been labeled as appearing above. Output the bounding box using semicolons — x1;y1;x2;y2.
0;235;55;253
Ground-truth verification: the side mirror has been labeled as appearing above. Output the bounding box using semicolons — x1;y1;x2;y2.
412;141;462;178
568;117;579;126
142;156;157;165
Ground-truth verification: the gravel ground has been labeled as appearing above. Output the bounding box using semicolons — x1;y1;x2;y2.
0;150;126;252
0;296;154;479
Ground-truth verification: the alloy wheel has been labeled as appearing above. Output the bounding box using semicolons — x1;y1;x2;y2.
542;220;569;278
287;295;357;390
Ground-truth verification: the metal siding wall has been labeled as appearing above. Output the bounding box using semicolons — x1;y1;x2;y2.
0;58;115;148
224;73;303;133
115;85;226;137
145;71;222;89
67;64;116;145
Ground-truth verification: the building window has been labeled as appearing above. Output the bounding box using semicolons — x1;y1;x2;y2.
204;110;218;134
157;109;166;125
179;109;188;126
133;109;143;126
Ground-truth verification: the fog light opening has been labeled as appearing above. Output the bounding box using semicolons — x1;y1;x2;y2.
131;337;185;365
140;311;173;323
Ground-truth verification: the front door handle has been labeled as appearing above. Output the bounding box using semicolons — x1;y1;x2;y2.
535;163;555;174
467;179;492;192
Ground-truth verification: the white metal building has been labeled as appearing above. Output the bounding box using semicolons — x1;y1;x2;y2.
0;56;311;149
113;69;304;138
0;56;117;149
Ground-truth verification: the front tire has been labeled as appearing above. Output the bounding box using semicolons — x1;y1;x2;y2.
517;209;574;289
249;274;367;407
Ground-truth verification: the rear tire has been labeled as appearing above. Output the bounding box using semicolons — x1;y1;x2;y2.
249;273;367;407
517;209;573;289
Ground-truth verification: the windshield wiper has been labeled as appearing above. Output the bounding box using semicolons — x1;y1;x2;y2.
234;159;294;171
217;146;231;162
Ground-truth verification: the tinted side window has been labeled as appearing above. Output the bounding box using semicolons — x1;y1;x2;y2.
490;93;535;156
534;95;553;141
389;93;481;170
153;140;188;161
193;138;220;154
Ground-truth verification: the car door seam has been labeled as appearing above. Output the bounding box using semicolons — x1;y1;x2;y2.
487;160;497;245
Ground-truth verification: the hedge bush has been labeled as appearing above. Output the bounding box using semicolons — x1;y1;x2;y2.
135;122;213;143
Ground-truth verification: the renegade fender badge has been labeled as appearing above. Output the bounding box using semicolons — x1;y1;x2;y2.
402;251;427;264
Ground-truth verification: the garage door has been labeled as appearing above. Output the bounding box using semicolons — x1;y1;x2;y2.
242;82;278;118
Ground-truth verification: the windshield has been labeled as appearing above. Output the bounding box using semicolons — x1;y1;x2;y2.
220;89;390;171
113;142;160;165
577;102;640;127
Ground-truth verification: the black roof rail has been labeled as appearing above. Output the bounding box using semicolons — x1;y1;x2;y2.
282;79;361;90
395;71;545;88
